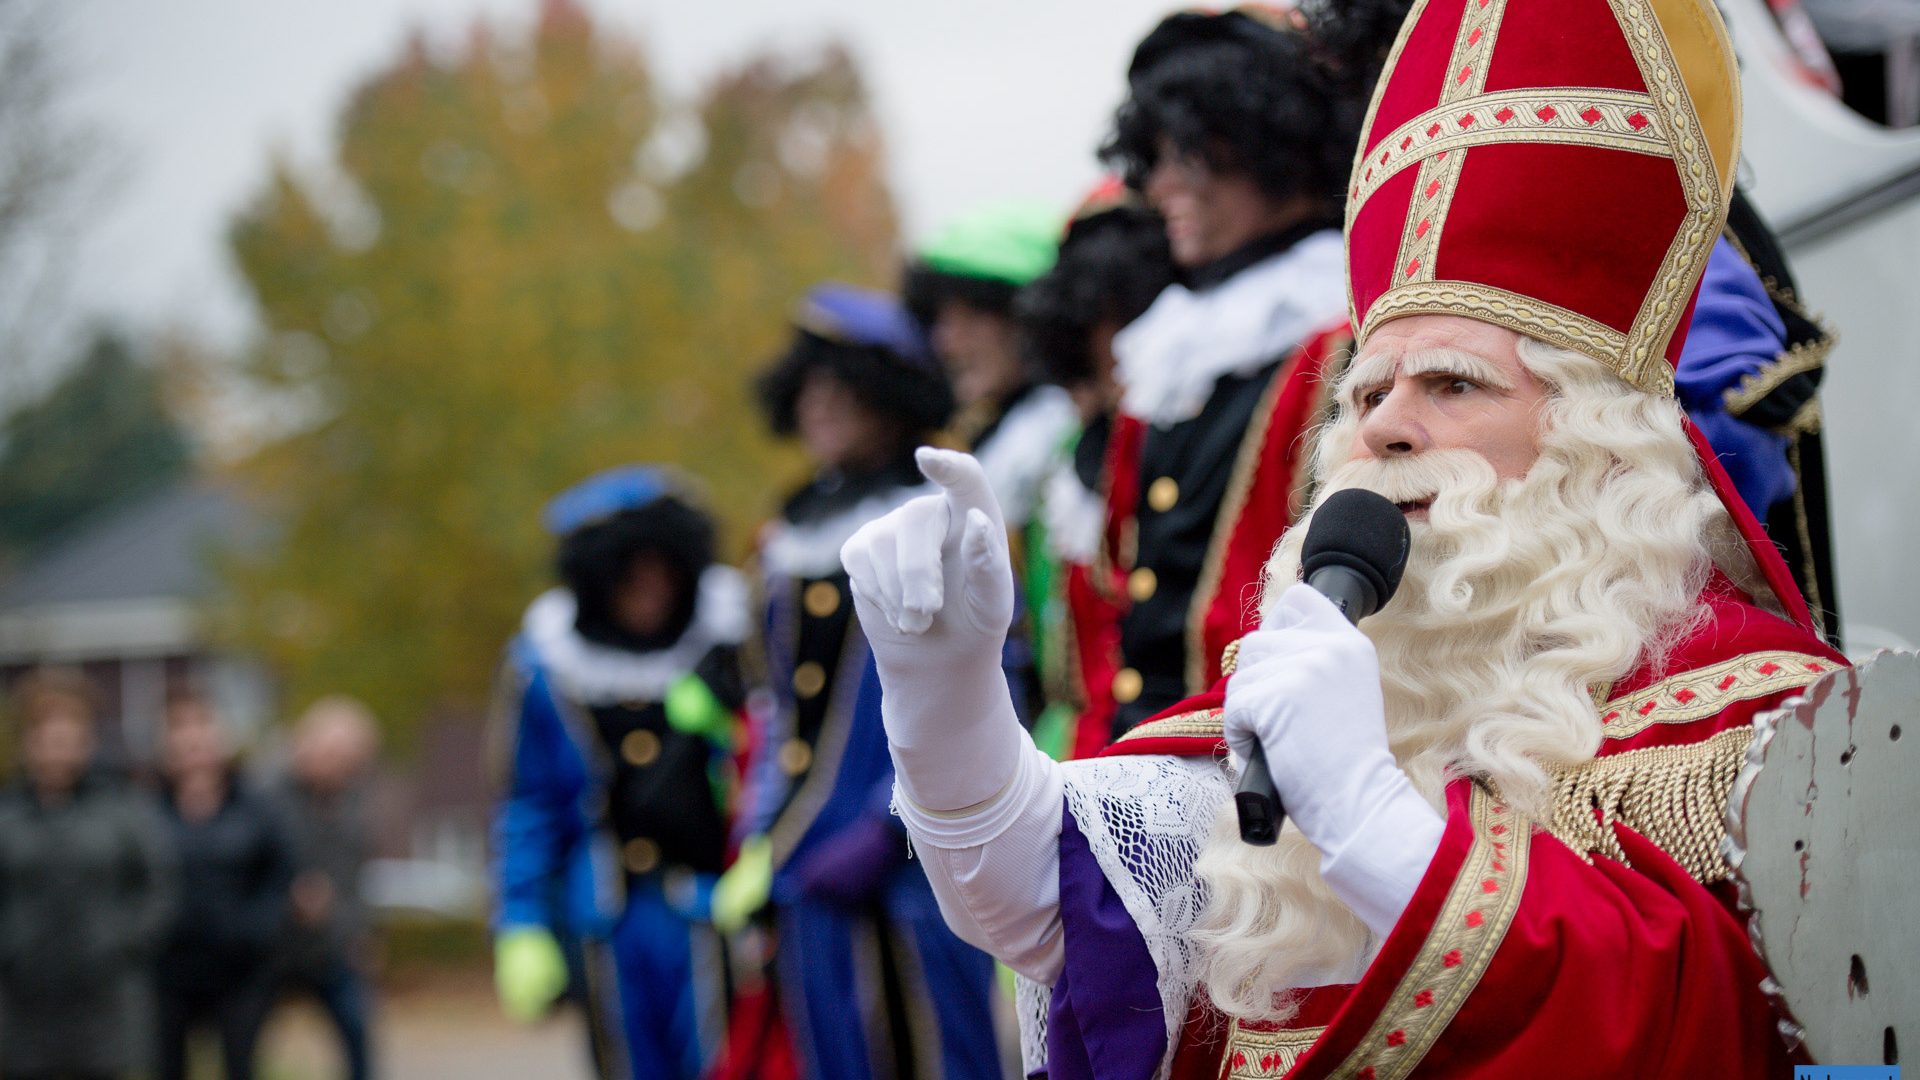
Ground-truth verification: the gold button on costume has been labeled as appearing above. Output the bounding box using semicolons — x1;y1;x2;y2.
804;580;841;618
620;729;661;767
1147;476;1179;512
778;738;813;776
1128;567;1158;602
792;660;827;699
622;837;661;875
1113;667;1144;704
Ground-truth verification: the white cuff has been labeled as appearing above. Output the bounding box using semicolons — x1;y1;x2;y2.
1317;772;1445;939
894;742;1067;983
893;740;1059;850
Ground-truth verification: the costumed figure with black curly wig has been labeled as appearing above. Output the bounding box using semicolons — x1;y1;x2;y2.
1011;178;1179;760
905;203;1081;735
714;284;1004;1079
1088;4;1406;741
489;468;749;1080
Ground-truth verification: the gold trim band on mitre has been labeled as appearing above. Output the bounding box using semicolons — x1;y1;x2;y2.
1363;282;1652;390
1352;88;1671;211
1609;0;1733;393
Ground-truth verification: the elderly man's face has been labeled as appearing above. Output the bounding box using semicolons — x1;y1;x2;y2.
1341;315;1550;515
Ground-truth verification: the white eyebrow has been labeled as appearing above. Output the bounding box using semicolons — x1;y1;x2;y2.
1340;346;1514;408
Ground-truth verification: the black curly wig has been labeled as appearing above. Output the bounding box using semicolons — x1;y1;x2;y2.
1101;2;1414;211
754;329;955;442
1016;205;1178;387
556;495;714;652
902;264;1023;333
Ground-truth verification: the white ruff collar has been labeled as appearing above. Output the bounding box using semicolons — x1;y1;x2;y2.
759;481;929;579
523;565;749;706
1115;229;1347;427
974;385;1079;529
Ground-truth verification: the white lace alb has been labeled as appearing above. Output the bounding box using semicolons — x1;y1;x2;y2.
1056;754;1233;1080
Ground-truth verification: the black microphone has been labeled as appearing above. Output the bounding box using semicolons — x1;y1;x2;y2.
1235;489;1412;845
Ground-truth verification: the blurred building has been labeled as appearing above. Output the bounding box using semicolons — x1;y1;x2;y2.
0;481;273;767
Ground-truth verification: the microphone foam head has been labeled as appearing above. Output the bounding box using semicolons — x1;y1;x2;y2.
1300;488;1412;608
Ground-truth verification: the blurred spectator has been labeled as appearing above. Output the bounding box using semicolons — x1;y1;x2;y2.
0;667;177;1080
154;689;296;1080
270;697;381;1080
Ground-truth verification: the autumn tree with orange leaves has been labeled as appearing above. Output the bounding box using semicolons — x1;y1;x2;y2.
220;0;901;738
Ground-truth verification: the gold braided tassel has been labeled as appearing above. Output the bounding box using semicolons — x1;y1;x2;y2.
1543;725;1753;884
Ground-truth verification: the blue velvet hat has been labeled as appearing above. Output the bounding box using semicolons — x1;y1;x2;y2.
793;283;935;367
542;465;678;537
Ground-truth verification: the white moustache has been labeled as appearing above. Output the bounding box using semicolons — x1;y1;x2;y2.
1313;450;1499;507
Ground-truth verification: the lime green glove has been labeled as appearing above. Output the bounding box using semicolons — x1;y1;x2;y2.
664;674;733;747
494;926;568;1022
712;835;773;934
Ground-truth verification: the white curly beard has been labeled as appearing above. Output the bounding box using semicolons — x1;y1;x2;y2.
1189;338;1722;1023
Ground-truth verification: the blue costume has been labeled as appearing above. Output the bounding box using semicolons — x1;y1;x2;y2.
1676;238;1799;518
1675;188;1840;644
492;467;749;1080
739;285;1004;1079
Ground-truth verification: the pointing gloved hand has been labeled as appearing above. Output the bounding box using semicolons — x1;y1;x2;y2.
840;447;1025;814
494;925;569;1022
1223;583;1445;937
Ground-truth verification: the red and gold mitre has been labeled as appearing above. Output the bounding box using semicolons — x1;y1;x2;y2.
1345;0;1741;394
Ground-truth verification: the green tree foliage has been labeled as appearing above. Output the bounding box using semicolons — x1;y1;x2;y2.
220;1;900;738
0;330;191;555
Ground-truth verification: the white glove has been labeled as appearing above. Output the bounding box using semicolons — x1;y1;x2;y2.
841;447;1024;813
1223;583;1445;937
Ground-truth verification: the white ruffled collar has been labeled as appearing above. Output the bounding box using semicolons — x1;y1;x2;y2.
1114;229;1347;427
759;480;929;579
974;384;1080;529
522;565;749;706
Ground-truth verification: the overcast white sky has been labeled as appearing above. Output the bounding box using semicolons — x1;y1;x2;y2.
51;0;1182;354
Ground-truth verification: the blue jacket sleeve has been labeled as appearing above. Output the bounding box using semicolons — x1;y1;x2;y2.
490;644;591;932
1675;238;1797;519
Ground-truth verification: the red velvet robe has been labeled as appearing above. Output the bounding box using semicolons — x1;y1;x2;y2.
1101;574;1845;1079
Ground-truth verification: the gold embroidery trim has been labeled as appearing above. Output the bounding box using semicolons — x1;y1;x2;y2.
1611;0;1729;395
1367;282;1629;363
1346;0;1440;335
1221;639;1243;678
1721;335;1834;419
1543;725;1752;884
1386;0;1505;297
1223;1023;1329;1079
1187;348;1297;695
1596;650;1833;739
1350;0;1727;396
1783;396;1822;437
1328;787;1528;1080
1108;707;1224;746
1353;88;1668;209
